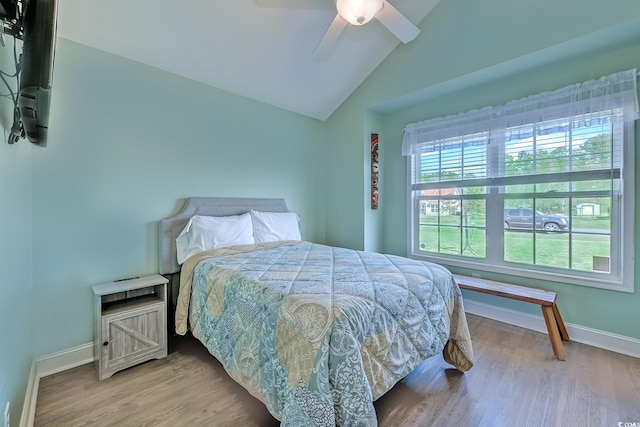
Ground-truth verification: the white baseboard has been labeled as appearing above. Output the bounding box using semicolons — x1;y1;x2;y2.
464;299;640;359
34;343;94;378
19;362;37;427
20;343;94;427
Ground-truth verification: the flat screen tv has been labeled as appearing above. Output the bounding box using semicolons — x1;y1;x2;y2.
0;0;18;22
17;0;58;147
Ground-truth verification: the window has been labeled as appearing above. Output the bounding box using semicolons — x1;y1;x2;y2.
403;70;638;291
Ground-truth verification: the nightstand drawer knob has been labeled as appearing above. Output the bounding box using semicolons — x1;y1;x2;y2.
103;341;109;346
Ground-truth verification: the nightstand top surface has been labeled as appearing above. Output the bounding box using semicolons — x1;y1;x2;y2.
92;273;168;296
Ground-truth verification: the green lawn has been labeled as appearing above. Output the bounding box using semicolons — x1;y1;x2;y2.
504;230;610;270
419;214;611;272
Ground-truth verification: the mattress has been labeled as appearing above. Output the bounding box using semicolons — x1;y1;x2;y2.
176;241;473;426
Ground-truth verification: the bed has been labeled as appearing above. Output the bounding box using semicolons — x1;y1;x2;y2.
159;197;473;426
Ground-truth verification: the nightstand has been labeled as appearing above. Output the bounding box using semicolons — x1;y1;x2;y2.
92;274;169;380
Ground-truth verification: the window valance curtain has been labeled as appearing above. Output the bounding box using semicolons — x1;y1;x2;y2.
402;69;640;156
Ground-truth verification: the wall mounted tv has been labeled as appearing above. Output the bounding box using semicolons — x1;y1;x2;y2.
0;0;58;147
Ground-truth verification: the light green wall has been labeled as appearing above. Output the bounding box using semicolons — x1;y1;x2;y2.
3;1;640;421
30;39;327;356
0;42;34;426
325;0;640;339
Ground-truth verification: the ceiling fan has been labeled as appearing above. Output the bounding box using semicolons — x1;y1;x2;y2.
316;0;420;54
255;0;420;55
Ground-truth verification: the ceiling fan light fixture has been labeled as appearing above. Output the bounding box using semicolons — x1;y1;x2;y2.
336;0;384;26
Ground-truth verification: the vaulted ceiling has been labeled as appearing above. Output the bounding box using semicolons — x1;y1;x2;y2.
56;0;439;120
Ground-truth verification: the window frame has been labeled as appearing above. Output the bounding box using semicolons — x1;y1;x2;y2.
406;119;635;293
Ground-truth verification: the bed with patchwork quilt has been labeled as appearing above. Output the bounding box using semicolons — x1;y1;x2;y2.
175;240;473;426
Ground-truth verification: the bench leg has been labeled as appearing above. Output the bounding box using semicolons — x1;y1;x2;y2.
552;303;570;341
542;305;566;361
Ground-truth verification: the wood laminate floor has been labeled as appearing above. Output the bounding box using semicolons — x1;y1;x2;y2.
34;314;640;427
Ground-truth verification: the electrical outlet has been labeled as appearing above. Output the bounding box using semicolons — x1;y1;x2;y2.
3;401;9;427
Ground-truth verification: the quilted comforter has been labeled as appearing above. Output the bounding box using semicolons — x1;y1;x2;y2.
175;241;473;426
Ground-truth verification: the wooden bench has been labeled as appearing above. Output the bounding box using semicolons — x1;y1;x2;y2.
453;274;570;360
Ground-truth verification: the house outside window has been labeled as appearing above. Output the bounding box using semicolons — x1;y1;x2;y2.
402;70;638;292
421;188;460;215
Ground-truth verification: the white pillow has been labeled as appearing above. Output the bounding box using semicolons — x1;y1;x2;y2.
250;210;301;243
176;213;254;264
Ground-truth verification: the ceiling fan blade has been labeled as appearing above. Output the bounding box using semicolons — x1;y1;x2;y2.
314;14;348;55
375;0;420;44
253;0;334;9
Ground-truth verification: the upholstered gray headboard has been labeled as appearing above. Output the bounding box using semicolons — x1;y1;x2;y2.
158;197;290;275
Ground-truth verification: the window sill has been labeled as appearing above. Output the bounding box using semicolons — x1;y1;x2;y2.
410;253;634;293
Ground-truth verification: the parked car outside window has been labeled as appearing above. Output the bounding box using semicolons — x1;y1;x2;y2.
504;208;569;231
